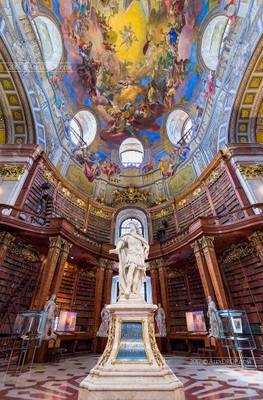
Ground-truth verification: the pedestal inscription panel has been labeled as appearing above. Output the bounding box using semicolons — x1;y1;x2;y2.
114;321;148;363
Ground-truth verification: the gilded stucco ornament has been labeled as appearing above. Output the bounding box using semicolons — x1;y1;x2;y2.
98;318;116;367
0;231;15;246
0;165;25;180
249;231;263;246
112;187;152;206
89;205;112;219
238;164;263;179
220;243;254;264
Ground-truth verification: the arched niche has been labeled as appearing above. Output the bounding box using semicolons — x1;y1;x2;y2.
114;208;149;244
111;275;152;304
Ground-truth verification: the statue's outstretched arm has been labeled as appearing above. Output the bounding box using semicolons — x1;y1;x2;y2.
109;238;125;254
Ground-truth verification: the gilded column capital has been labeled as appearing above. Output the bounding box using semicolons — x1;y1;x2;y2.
0;231;15;246
106;260;116;271
98;257;108;269
61;239;72;253
190;240;201;254
249;231;263;247
199;236;215;250
49;235;67;249
149;258;165;270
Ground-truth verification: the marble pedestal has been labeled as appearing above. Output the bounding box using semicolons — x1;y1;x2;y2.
78;299;184;400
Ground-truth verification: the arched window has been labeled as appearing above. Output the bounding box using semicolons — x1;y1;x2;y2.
119;217;143;237
70;110;97;146
166;109;193;145
119;138;144;167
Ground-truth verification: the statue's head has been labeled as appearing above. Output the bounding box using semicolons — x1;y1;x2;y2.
129;222;140;234
207;295;212;303
51;293;56;301
158;303;161;308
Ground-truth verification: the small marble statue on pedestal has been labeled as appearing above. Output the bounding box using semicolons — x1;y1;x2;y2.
207;295;222;338
44;293;57;340
97;305;110;337
155;303;167;337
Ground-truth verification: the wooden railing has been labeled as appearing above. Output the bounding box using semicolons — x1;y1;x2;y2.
161;203;263;248
1;203;263;254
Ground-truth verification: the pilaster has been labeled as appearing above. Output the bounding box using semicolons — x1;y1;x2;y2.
199;236;228;309
191;239;215;300
32;235;67;309
0;231;15;267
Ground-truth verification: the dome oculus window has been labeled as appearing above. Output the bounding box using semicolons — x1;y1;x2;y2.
119;218;144;237
166;109;193;145
33;16;63;71
119;138;144;168
70;110;97;146
201;15;229;71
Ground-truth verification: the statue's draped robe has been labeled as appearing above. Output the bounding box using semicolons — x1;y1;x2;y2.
117;232;149;297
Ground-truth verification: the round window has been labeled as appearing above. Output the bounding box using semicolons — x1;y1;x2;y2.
70;110;97;146
166;109;193;145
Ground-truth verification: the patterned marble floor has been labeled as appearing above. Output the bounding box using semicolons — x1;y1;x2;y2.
0;354;263;400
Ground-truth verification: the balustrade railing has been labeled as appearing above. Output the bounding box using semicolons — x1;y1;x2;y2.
0;203;263;249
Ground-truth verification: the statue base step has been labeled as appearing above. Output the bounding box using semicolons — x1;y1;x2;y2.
78;301;184;400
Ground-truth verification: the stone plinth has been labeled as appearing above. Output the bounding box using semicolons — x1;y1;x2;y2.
78;300;184;400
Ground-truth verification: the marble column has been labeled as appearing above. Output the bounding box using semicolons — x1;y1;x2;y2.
249;231;263;264
191;239;215;300
199;236;228;309
32;236;66;310
0;231;15;267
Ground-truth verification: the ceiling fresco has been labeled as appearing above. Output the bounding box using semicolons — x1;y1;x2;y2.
22;0;237;185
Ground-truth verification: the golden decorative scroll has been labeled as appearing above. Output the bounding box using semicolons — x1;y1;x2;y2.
112;187;152;205
148;319;164;367
0;165;25;180
238;164;263;179
89;205;112;219
220;243;254;264
99;318;116;366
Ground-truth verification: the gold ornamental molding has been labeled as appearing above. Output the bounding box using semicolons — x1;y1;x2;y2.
98;318;116;367
220;243;254;264
112;187;152;206
238;164;263;179
9;242;40;262
89;205;112;220
148;320;164;367
0;231;15;245
249;231;263;247
0;165;25;180
41;167;87;209
152;208;170;220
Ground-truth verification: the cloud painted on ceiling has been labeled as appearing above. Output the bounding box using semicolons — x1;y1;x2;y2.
27;0;219;147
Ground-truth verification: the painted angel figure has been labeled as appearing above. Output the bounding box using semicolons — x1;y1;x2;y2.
109;222;149;299
120;24;138;51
